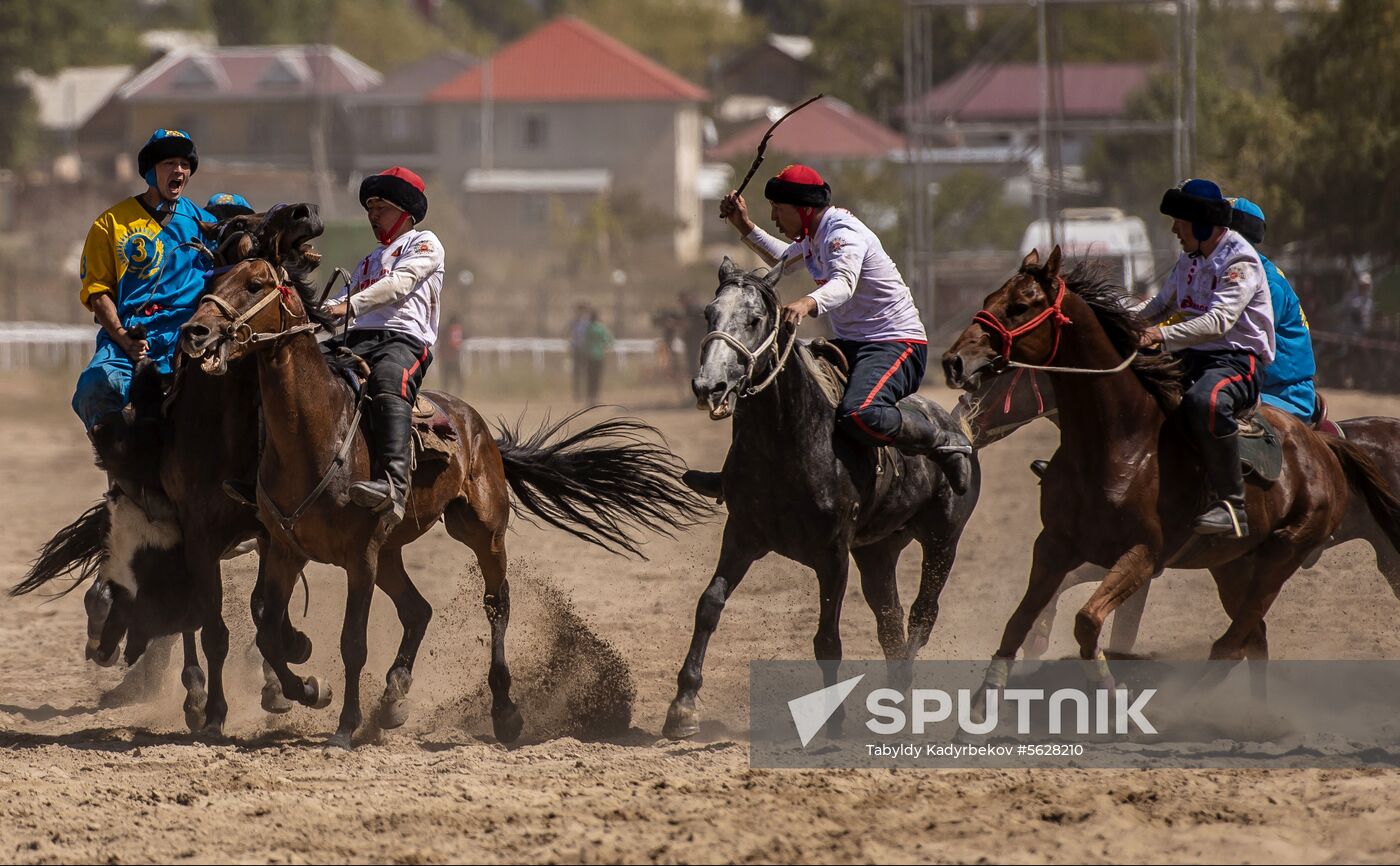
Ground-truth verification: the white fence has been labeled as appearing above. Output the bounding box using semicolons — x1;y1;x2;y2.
0;322;660;372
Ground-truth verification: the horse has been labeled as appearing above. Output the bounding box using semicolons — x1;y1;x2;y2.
953;330;1400;658
12;204;329;733
179;252;709;747
940;248;1400;686
661;257;979;738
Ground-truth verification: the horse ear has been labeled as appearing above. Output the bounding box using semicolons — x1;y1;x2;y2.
762;257;787;290
719;256;739;282
1021;248;1040;269
1045;245;1063;280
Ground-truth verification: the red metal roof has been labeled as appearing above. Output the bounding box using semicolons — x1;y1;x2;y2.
707;99;905;161
912;63;1153;121
429;15;707;103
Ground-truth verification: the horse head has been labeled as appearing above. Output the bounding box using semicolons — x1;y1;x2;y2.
943;245;1064;391
180;228;331;375
692;256;787;419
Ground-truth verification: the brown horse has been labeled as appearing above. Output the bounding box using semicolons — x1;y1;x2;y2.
941;248;1400;685
958;365;1400;658
180;256;707;746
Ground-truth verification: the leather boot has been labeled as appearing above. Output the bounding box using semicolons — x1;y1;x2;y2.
893;407;973;496
1193;432;1248;538
681;469;724;503
350;395;414;525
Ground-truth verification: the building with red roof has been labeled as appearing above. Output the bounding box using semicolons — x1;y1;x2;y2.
428;15;710;263
707;99;905;163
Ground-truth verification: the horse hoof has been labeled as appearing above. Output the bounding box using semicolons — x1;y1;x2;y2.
378;669;413;730
183;684;208;733
305;676;334;710
261;685;293;714
662;700;699;740
492;703;524;744
201;719;225;738
325;731;353;751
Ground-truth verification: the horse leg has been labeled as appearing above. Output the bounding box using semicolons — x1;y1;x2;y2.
1207;559;1269;698
254;542;329;712
329;550;378;748
372;546;433;731
1072;544;1155;672
853;540;906;660
179;631;207;733
1209;541;1305;663
663;525;762;740
978;532;1085;710
812;549;852;733
906;528;962;661
443;499;522;744
185;545;231;736
1107;573;1154;657
249;556;298;715
1023;564;1102;659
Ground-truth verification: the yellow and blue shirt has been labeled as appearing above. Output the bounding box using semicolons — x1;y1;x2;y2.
80;195;215;368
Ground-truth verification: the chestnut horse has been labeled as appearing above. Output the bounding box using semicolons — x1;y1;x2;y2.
942;249;1400;686
181;256;707;746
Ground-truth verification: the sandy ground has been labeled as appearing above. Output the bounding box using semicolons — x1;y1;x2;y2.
2;372;1400;864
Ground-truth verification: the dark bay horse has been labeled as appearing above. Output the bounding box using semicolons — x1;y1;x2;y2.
941;248;1400;684
181;256;708;746
12;205;327;733
662;258;978;738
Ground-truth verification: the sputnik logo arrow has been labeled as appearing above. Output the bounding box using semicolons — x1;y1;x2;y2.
787;674;864;747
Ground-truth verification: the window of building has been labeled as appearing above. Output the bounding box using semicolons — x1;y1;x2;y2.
522;114;548;150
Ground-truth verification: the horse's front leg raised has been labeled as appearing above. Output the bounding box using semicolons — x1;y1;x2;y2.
255;541;329;713
1073;543;1156;686
663;524;762;740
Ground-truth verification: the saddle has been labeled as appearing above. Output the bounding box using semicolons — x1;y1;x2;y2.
410;392;457;463
334;365;457;464
1235;401;1282;483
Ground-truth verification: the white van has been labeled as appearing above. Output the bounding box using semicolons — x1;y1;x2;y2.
1019;208;1156;296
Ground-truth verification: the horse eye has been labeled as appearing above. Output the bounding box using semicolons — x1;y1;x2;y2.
748;315;763;328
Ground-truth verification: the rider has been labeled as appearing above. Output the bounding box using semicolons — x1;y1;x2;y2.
322;167;444;527
1228;197;1318;423
205;192;255;221
73;129;216;448
686;164;972;497
1139;178;1276;538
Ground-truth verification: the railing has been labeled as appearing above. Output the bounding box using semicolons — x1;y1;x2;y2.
0;323;660;372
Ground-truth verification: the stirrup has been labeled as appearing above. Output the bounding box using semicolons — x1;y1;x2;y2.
1194;500;1247;539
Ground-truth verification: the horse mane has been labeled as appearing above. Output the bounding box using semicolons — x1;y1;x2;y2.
282;255;337;330
1050;259;1184;410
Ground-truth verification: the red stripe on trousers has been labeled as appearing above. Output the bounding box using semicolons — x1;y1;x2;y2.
845;342;916;444
1207;355;1255;437
400;346;429;399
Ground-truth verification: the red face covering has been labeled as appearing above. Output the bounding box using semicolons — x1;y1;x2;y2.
375;210;412;245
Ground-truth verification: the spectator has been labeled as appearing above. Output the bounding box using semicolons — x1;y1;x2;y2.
569;303;591;401
441;315;466;395
583;309;614;405
1341;273;1375;335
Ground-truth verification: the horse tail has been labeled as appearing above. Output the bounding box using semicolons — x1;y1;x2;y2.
493;409;712;558
12;500;110;597
1325;436;1400;555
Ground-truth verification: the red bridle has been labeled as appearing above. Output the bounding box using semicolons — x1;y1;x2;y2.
972;277;1072;366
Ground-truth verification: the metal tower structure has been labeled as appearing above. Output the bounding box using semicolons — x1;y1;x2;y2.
902;0;1197;335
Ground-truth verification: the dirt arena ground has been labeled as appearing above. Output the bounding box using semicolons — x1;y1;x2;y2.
2;372;1400;863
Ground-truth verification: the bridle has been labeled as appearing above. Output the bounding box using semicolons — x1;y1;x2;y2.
971;274;1137;376
699;277;798;399
196;266;321;347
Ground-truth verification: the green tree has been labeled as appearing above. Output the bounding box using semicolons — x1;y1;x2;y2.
559;0;756;84
0;0;143;168
1276;0;1400;265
